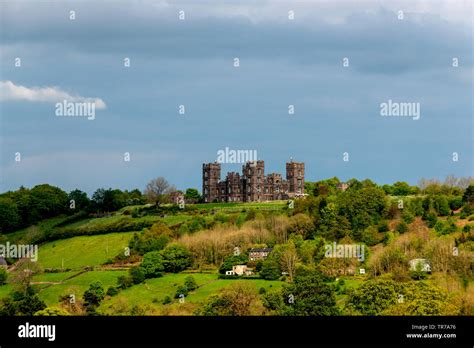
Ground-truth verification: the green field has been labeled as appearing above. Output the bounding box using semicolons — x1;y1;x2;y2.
99;272;283;314
190;201;288;212
37;270;127;306
38;232;136;270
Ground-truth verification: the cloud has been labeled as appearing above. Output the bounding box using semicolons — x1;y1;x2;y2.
0;80;106;109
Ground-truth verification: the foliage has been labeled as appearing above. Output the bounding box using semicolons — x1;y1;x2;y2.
140;251;165;278
266;270;339;316
219;254;249;274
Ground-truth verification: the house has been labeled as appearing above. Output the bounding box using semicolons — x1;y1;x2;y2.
170;191;185;205
336;182;349;191
249;248;273;261
409;258;431;273
225;265;253;276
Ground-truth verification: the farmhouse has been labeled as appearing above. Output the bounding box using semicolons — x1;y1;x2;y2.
225;265;253;276
249;248;273;261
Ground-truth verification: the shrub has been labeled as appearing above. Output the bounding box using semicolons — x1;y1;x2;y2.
184;276;198;291
174;285;188;299
117;275;133;289
396;221;408;234
129;266;146;284
0;268;7;285
106;287;119;296
162;295;172;305
161;244;192;273
140;251;165;278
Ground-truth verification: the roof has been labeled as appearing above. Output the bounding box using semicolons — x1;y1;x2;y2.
249;248;273;253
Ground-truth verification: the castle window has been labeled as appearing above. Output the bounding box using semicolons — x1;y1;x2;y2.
205;172;208;178
204;188;208;194
276;186;280;193
258;169;262;175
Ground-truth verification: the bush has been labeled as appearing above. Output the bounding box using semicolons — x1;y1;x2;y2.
377;221;389;233
258;287;266;295
117;275;133;289
0;268;7;285
174;285;188;299
184;276;198;291
402;211;415;224
260;260;281;280
162;295;172;304
161;244;192;273
129;266;146;284
140;251;165;278
396;221;408;234
106;287;119;296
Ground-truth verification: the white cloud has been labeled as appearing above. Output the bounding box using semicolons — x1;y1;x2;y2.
0;80;106;109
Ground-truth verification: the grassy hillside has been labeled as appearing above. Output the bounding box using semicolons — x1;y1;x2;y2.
38;232;136;270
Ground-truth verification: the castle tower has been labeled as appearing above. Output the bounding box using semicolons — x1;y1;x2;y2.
202;162;221;203
286;160;305;195
242;160;265;202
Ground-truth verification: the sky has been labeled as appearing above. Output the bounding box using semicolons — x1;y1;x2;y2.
0;0;472;195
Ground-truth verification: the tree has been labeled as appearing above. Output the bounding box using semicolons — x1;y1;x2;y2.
184;276;198;291
287;214;315;239
184;188;201;203
273;271;339;316
396;221;409;234
129;266;146;284
68;189;90;211
29;184;69;220
144;177;176;206
174;285;189;299
83;281;105;310
160;244;192;273
129;222;171;255
140;251;165;278
279;241;300;282
219;254;248;274
0;197;20;233
198;283;260;316
348;280;398;315
462;185;474;206
260;259;281;280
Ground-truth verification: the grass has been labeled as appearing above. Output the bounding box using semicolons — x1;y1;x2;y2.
38;232;136;270
99;272;283;314
191;201;287;212
32;271;79;283
5;215;71;243
37;270;127;306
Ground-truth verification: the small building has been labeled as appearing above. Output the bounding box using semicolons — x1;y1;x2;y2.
170;191;185;205
336;182;349;191
249;248;273;261
226;265;253;276
409;258;431;273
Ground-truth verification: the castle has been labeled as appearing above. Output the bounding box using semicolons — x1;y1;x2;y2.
202;160;305;203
